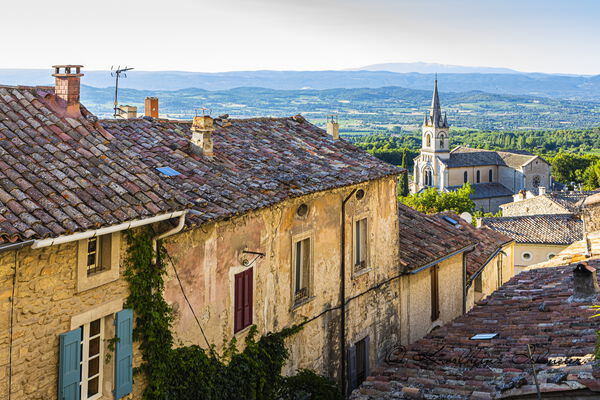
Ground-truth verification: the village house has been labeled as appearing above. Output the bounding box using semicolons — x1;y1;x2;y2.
501;189;598;217
481;214;582;272
0;65;520;399
412;80;552;213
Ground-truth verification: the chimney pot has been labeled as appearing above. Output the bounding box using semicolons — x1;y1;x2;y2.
145;97;159;118
52;65;84;116
191;115;214;157
569;262;600;302
326;115;339;140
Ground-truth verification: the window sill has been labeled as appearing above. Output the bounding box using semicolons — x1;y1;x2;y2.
234;324;253;337
77;267;119;293
290;295;315;311
352;267;372;279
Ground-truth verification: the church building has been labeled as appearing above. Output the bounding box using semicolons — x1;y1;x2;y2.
412;80;552;213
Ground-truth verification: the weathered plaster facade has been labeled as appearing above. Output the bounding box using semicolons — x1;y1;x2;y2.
0;234;143;400
398;254;464;344
514;243;566;273
162;177;401;379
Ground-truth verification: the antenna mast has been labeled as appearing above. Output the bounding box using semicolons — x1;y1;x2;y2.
111;66;134;118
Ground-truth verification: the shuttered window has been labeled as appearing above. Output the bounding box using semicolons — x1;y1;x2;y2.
234;268;253;333
354;218;368;271
59;328;82;400
293;238;311;302
431;265;440;321
115;309;134;399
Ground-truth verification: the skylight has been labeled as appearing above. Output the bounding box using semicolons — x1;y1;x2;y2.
156;167;181;177
442;216;459;226
470;333;498;340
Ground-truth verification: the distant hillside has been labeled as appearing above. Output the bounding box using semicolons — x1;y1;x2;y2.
81;85;600;131
349;62;521;74
2;69;600;100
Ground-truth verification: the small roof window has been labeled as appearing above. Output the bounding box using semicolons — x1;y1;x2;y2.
470;333;498;340
156;167;181;177
442;216;458;226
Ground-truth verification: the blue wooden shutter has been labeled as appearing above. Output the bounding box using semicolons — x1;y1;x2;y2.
59;328;81;400
115;309;133;399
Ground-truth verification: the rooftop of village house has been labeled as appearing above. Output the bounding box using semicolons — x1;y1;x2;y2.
0;78;402;244
397;203;476;273
351;259;600;399
481;214;583;245
436;212;514;279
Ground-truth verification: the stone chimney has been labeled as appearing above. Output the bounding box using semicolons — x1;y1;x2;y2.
116;105;137;119
569;262;600;302
52;65;83;116
191;115;214;156
326;115;339;140
538;186;546;196
145;97;159;118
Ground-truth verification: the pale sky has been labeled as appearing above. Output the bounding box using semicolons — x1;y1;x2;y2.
2;0;599;74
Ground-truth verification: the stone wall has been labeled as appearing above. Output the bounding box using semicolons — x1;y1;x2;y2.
162;177;401;380
447;165;498;187
583;193;600;234
0;233;143;400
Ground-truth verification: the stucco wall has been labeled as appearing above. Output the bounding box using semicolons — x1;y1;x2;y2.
399;254;464;344
0;235;142;400
514;243;566;273
498;166;523;192
466;242;515;311
447;165;498;187
162;177;401;380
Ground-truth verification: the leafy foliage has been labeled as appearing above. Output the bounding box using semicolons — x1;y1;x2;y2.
123;230;339;400
400;183;475;214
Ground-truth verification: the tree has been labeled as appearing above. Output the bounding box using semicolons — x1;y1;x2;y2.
583;160;600;190
400;183;475;214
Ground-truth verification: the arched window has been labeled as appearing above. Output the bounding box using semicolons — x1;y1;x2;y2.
476;170;481;183
488;169;493;182
463;171;468;183
426;134;431;147
439;135;445;148
428;170;433;186
423;168;433;186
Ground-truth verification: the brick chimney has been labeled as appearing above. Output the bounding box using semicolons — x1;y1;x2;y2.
569;262;600;302
191;115;214;156
52;65;83;116
326;115;339;140
145;97;159;118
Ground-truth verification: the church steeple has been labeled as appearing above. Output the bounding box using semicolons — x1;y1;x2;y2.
425;76;449;129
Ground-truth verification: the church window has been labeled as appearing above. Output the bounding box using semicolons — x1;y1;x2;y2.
426;134;431;147
476;170;481;183
439;135;445;148
463;171;468;183
532;175;541;188
488;169;493;182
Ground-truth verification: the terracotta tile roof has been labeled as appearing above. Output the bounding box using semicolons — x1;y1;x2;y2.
0;86;190;244
436;213;513;278
444;146;544;169
351;262;600;399
101;116;402;226
398;203;476;273
481;214;583;245
447;182;514;199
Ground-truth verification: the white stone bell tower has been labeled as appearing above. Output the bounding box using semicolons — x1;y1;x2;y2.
421;78;450;160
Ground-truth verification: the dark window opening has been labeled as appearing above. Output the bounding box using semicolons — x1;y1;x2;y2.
488;169;493;182
476;170;481;183
431;265;440;321
463;171;468;183
348;336;370;392
234;268;253;333
294;238;310;302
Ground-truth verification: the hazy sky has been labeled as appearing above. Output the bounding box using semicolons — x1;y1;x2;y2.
3;0;599;74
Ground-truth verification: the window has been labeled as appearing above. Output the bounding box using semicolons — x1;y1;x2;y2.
522;252;532;261
431;265;440;321
548;253;556;260
81;318;104;399
234;268;253;333
77;233;120;292
488;169;493;182
463;171;468;183
474;274;482;293
476;170;481;183
439;135;445;148
354;218;368;271
533;175;541;188
426;134;431;147
293;238;311;302
59;309;133;400
348;336;370;392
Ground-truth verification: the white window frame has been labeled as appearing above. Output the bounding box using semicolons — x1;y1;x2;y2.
77;232;121;292
80;318;105;400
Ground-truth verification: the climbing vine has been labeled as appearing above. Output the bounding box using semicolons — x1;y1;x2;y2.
123;230;340;400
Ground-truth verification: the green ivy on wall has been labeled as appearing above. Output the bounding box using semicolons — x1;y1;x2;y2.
123;230;340;400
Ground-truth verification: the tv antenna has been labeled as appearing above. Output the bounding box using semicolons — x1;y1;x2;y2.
111;66;134;117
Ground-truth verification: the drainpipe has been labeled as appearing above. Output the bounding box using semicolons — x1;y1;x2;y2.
152;211;188;263
462;246;476;315
340;188;356;398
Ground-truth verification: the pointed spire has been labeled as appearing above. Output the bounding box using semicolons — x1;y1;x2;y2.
430;76;443;127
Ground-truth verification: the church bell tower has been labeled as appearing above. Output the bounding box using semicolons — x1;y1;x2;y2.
421;78;450;160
